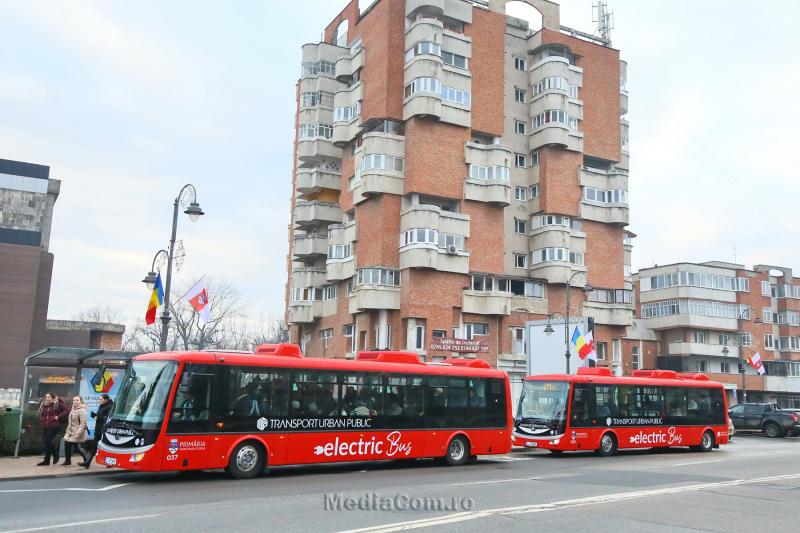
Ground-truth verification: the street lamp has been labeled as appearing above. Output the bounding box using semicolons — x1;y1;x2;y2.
142;184;204;352
142;249;168;291
720;306;761;404
564;271;593;374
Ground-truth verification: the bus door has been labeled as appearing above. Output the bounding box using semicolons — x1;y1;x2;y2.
163;363;217;470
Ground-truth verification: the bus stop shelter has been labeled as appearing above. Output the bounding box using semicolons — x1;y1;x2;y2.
12;347;140;456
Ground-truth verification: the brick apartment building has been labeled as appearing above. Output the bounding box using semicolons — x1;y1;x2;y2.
285;0;633;376
629;262;800;408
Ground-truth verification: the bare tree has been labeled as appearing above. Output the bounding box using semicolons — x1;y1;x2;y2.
170;278;244;350
73;304;125;324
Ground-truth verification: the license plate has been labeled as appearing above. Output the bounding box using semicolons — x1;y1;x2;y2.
526;441;538;448
104;456;117;466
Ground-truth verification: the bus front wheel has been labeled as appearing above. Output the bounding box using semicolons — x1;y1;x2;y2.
597;432;618;457
228;441;265;479
444;435;470;466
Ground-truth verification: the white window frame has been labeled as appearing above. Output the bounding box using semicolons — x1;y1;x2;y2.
465;323;488;339
514;88;526;103
514;153;526;168
514;254;527;268
515;186;526;201
631;346;640;370
514;120;526;135
514;57;526;71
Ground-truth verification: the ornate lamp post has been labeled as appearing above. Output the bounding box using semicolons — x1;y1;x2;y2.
544;271;593;373
141;184;204;351
720;305;761;403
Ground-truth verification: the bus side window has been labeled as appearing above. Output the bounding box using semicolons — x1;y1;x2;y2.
570;385;590;426
168;364;214;434
486;379;506;427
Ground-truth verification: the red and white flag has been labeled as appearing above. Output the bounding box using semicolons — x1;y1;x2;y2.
182;278;212;323
747;352;766;375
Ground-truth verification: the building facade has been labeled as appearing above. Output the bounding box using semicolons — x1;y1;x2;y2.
631;262;800;408
285;0;633;373
0;158;60;388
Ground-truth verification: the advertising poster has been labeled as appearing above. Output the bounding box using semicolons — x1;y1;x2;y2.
79;368;125;438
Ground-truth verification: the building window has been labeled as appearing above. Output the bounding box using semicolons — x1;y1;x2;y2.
441;85;471;106
334;102;361;123
569;252;585;266
327;243;352;260
301;60;336;77
414;325;425;350
441;50;468;69
343;324;356;352
533;76;569;95
404;77;440;98
529;184;539;198
362;153;404;172
763;307;772;323
320;328;334;339
631;346;640;370
532;109;572;130
694;331;706;343
301;91;335;108
356;268;400;286
514;88;526;103
514;254;527;268
512;327;526;355
699;360;707;372
765;334;774;349
721;362;730;373
515;186;526;201
584;187;628;204
514;219;526;234
401;228;437;246
468;164;510;181
596;342;607;360
531;247;569;264
404;41;441;62
465;323;488;339
432;329;446;339
514;153;526;168
514;57;526;71
587;288;632;304
299;123;334;140
531;214;582;231
322;285;337;300
740;332;753;347
761;280;771;296
514;120;526;135
530;151;540;166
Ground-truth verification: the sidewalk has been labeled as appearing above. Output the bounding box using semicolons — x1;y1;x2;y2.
0;455;121;481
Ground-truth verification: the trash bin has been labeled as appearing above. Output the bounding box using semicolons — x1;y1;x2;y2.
4;407;21;442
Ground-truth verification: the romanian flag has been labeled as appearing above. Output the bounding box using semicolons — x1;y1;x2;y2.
145;272;164;325
747;352;766;375
571;326;595;360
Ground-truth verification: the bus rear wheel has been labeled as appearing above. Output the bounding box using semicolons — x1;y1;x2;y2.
696;430;715;452
597;432;618;457
228;441;265;479
444;436;470;466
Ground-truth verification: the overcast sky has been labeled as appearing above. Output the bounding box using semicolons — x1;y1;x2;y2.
1;0;798;327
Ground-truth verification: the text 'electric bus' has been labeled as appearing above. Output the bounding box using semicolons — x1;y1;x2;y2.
513;367;729;456
97;344;511;478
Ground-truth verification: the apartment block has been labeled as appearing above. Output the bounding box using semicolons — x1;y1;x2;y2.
0;158;60;388
285;0;633;380
631;262;800;408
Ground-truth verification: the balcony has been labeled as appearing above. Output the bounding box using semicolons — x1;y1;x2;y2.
529;125;583;153
510;295;548;314
582;301;634;327
579;166;628;191
288;302;317;324
326;257;356;282
529;263;587;286
296;168;341;196
580;201;629;226
642;314;737;332
667;342;739;358
292;268;327;288
400;244;469;274
335;47;364;84
349;286;401;313
405;1;473;23
462;290;511;315
295;201;341;228
464;179;511;206
400;204;470;235
620;90;629;116
328;220;357;245
297;138;342;164
292;234;327;259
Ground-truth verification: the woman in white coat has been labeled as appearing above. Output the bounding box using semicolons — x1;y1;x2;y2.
62;395;89;466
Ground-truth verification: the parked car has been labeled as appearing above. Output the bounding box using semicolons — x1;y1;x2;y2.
728;402;800;438
728;417;735;439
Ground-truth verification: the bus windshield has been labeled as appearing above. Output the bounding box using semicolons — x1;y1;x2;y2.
111;360;178;428
517;380;569;426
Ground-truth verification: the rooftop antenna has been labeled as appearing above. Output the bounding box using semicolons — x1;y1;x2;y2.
733;242;738;263
592;1;614;47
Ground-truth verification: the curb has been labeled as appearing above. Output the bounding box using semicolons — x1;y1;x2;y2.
2;469;125;482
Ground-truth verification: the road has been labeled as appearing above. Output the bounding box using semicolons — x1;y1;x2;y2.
1;435;798;532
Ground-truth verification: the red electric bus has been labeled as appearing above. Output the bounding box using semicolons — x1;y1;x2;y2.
512;367;729;456
97;344;511;478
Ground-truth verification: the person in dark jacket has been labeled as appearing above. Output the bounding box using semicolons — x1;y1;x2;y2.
37;392;67;466
80;394;114;468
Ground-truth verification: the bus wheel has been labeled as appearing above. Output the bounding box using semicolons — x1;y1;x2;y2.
697;430;715;452
444;436;470;466
228;441;265;479
597;433;618;457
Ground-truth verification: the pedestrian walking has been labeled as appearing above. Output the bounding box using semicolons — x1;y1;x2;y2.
62;395;89;466
80;394;114;468
36;392;67;466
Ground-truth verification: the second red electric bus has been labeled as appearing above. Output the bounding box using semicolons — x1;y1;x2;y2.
512;367;729;455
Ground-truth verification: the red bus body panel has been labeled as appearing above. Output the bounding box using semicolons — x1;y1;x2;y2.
96;350;512;472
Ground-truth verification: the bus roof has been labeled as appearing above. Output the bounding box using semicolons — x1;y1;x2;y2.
132;350;507;379
525;368;726;389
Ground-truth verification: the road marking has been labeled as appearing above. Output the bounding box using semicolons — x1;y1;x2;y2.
452;477;540;486
481;456;533;462
671;459;724;467
0;513;160;533
0;482;134;493
339;472;800;533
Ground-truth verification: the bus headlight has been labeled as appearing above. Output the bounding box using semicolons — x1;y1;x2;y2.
550;439;560;445
130;453;146;462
